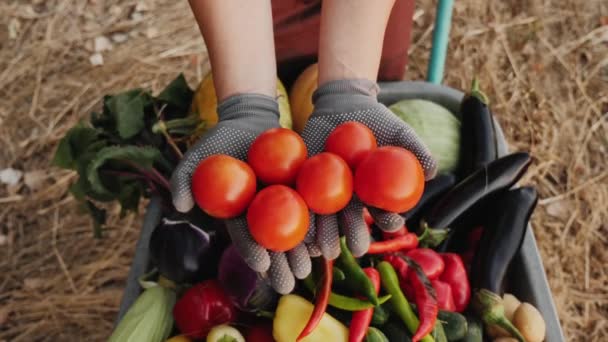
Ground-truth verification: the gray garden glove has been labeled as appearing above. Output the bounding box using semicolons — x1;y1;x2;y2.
301;79;437;259
170;94;311;294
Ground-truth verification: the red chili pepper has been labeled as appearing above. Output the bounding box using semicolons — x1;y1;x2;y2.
431;279;456;312
297;258;334;341
440;253;471;312
363;207;374;226
173;280;236;338
406;248;445;280
368;233;418;254
247;323;275;342
349;268;381;342
381;224;409;240
407;260;438;342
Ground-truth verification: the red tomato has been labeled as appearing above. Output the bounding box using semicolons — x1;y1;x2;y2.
296;152;353;214
248;128;307;185
247;185;309;252
354;146;424;213
192;154;256;218
324;121;377;169
246;324;275;342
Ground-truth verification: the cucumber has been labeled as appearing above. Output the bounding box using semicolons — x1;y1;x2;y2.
365;327;390;342
432;321;448;342
459;316;482;342
437;310;467;341
371;304;391;326
381;321;412;342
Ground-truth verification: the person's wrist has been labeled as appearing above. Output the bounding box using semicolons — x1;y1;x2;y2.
312;79;380;113
217;93;279;122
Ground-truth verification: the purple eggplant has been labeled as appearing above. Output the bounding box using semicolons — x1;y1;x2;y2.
218;245;278;312
149;218;212;284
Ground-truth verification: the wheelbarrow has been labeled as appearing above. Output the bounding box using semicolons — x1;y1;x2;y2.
116;2;565;341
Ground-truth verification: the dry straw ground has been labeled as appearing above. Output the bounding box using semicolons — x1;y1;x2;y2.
0;0;606;341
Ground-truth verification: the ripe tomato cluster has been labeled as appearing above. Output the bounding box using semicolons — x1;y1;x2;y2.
191;122;425;253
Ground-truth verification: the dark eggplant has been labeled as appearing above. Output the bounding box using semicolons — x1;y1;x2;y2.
471;186;538;342
458;79;498;179
418;152;531;247
402;173;457;221
472;186;538;293
149;218;213;284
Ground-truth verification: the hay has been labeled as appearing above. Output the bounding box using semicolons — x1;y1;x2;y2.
0;0;606;340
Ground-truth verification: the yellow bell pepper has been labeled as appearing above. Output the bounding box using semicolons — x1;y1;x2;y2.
273;295;348;342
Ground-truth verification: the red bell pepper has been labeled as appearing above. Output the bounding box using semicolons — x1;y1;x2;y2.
368;233;418;254
406;248;445;280
439;253;471;312
349;268;381;342
431;279;456;312
173;280;236;338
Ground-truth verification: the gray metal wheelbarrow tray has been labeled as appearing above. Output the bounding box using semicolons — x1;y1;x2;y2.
117;81;565;341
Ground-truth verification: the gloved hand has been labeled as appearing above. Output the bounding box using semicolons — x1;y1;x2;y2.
301;79;437;259
170;94;311;294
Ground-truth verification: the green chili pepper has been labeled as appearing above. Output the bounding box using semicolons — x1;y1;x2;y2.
377;261;434;342
339;237;380;305
333;266;346;282
303;274;391;311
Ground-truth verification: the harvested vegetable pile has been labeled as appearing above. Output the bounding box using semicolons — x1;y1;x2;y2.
0;0;606;341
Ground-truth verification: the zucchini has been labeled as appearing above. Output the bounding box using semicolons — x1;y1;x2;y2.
365;327;390;342
459;316;483;342
437;310;467;341
381;321;412;342
371;304;391;326
432;321;448;342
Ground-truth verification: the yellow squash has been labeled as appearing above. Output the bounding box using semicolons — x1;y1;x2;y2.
191;73;293;130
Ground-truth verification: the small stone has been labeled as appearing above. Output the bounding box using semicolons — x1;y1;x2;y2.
111;33;128;43
89;53;104;66
130;11;143;21
0;168;23;186
545;200;570;220
0;234;7;246
94;36;112;52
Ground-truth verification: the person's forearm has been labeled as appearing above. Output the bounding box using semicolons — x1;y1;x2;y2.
188;0;276;100
318;0;396;85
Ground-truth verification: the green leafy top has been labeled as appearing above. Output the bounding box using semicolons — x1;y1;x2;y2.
53;74;198;237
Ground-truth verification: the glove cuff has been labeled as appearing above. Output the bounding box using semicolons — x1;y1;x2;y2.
312;79;380;112
217;93;280;122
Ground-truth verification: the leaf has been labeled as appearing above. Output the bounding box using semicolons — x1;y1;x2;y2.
157;74;194;110
86;146;161;197
105;89;151;139
52;124;103;169
84;200;107;238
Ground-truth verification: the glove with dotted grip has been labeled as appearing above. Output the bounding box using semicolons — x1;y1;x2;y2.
301;79;437;259
170;94;311;294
